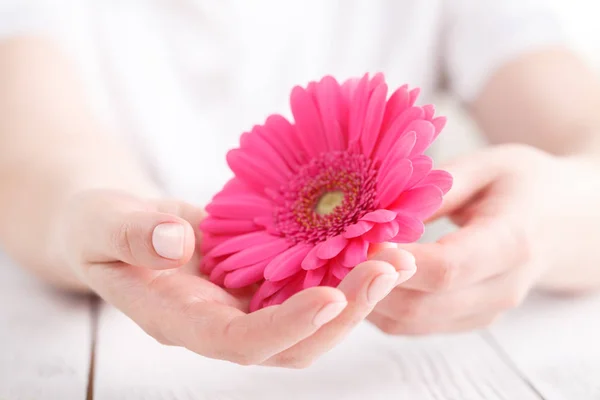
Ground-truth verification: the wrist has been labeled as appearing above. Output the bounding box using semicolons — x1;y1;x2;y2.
20;170;161;292
563;128;600;160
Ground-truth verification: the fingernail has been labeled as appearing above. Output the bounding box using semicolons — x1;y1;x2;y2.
367;272;399;304
403;250;416;267
392;249;417;283
152;223;185;260
313;301;347;326
397;268;417;283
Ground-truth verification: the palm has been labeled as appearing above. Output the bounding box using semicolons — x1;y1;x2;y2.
64;189;416;367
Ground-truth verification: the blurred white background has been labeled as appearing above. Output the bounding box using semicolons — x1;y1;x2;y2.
550;0;600;66
1;2;600;399
434;0;600;164
427;0;600;241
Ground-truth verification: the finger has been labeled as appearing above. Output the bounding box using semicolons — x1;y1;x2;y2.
153;199;206;274
154;199;205;248
368;309;498;336
190;287;348;364
367;242;398;257
76;195;196;269
398;218;528;292
263;248;416;368
370;268;529;333
84;262;348;365
429;147;506;221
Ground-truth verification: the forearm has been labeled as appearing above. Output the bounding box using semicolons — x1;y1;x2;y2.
0;136;158;290
470;48;600;292
0;37;159;290
472;48;600;158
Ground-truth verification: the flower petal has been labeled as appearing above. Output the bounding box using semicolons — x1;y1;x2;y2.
199;218;259;236
431;116;447;139
381;84;409;134
368;72;385;90
265;273;305;307
387;106;424;138
240;125;294;176
313;76;346;151
405;120;435;157
377;159;413;208
322;269;341;287
224;259;269;288
213;178;248;200
301;243;329;270
360;82;388;157
249;278;292;312
264;114;308;167
205;194;271;220
343;220;375;239
200;234;230;255
422;104;435;120
227;148;285;191
393;129;419;159
290;86;328;156
258;125;301;172
304;267;327;289
263;187;284;205
418;170;453;194
206;231;275;258
361;209;398;223
406;155;433;189
408;88;421;106
331;259;351;281
374;118;419;164
390;185;444;220
316;235;348;259
209;266;226;286
341;77;359;103
254;215;275;229
200;254;223;274
347;74;370;150
339;238;369;267
377;131;416;177
362;221;400;243
218;237;292;271
264;244;312;281
392;213;425;243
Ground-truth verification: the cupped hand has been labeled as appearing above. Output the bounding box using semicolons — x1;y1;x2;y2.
369;144;600;335
54;189;416;368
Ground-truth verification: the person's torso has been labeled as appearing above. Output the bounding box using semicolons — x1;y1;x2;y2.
52;0;447;204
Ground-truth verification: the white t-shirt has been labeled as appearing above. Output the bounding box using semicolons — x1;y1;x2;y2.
1;0;566;205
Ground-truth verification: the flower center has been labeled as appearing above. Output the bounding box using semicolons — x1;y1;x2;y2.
315;191;345;215
273;151;379;244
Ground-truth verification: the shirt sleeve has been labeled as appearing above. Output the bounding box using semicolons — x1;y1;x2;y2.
443;0;569;103
0;0;62;39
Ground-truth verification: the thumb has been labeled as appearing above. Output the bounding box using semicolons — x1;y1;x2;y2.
429;147;506;220
73;191;196;269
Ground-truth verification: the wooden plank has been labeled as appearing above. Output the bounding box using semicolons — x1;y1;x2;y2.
0;253;92;399
95;303;540;400
489;292;600;400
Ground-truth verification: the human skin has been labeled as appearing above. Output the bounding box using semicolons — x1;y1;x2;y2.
368;48;600;335
1;37;599;364
0;37;417;368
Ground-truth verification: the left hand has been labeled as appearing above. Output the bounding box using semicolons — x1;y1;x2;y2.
55;189;417;368
368;144;600;335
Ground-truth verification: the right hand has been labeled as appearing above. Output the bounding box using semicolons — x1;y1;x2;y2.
54;189;417;368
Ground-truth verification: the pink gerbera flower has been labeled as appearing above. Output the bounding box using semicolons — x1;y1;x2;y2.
200;73;452;311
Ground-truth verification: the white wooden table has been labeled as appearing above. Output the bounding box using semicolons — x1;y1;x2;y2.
2;253;599;400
